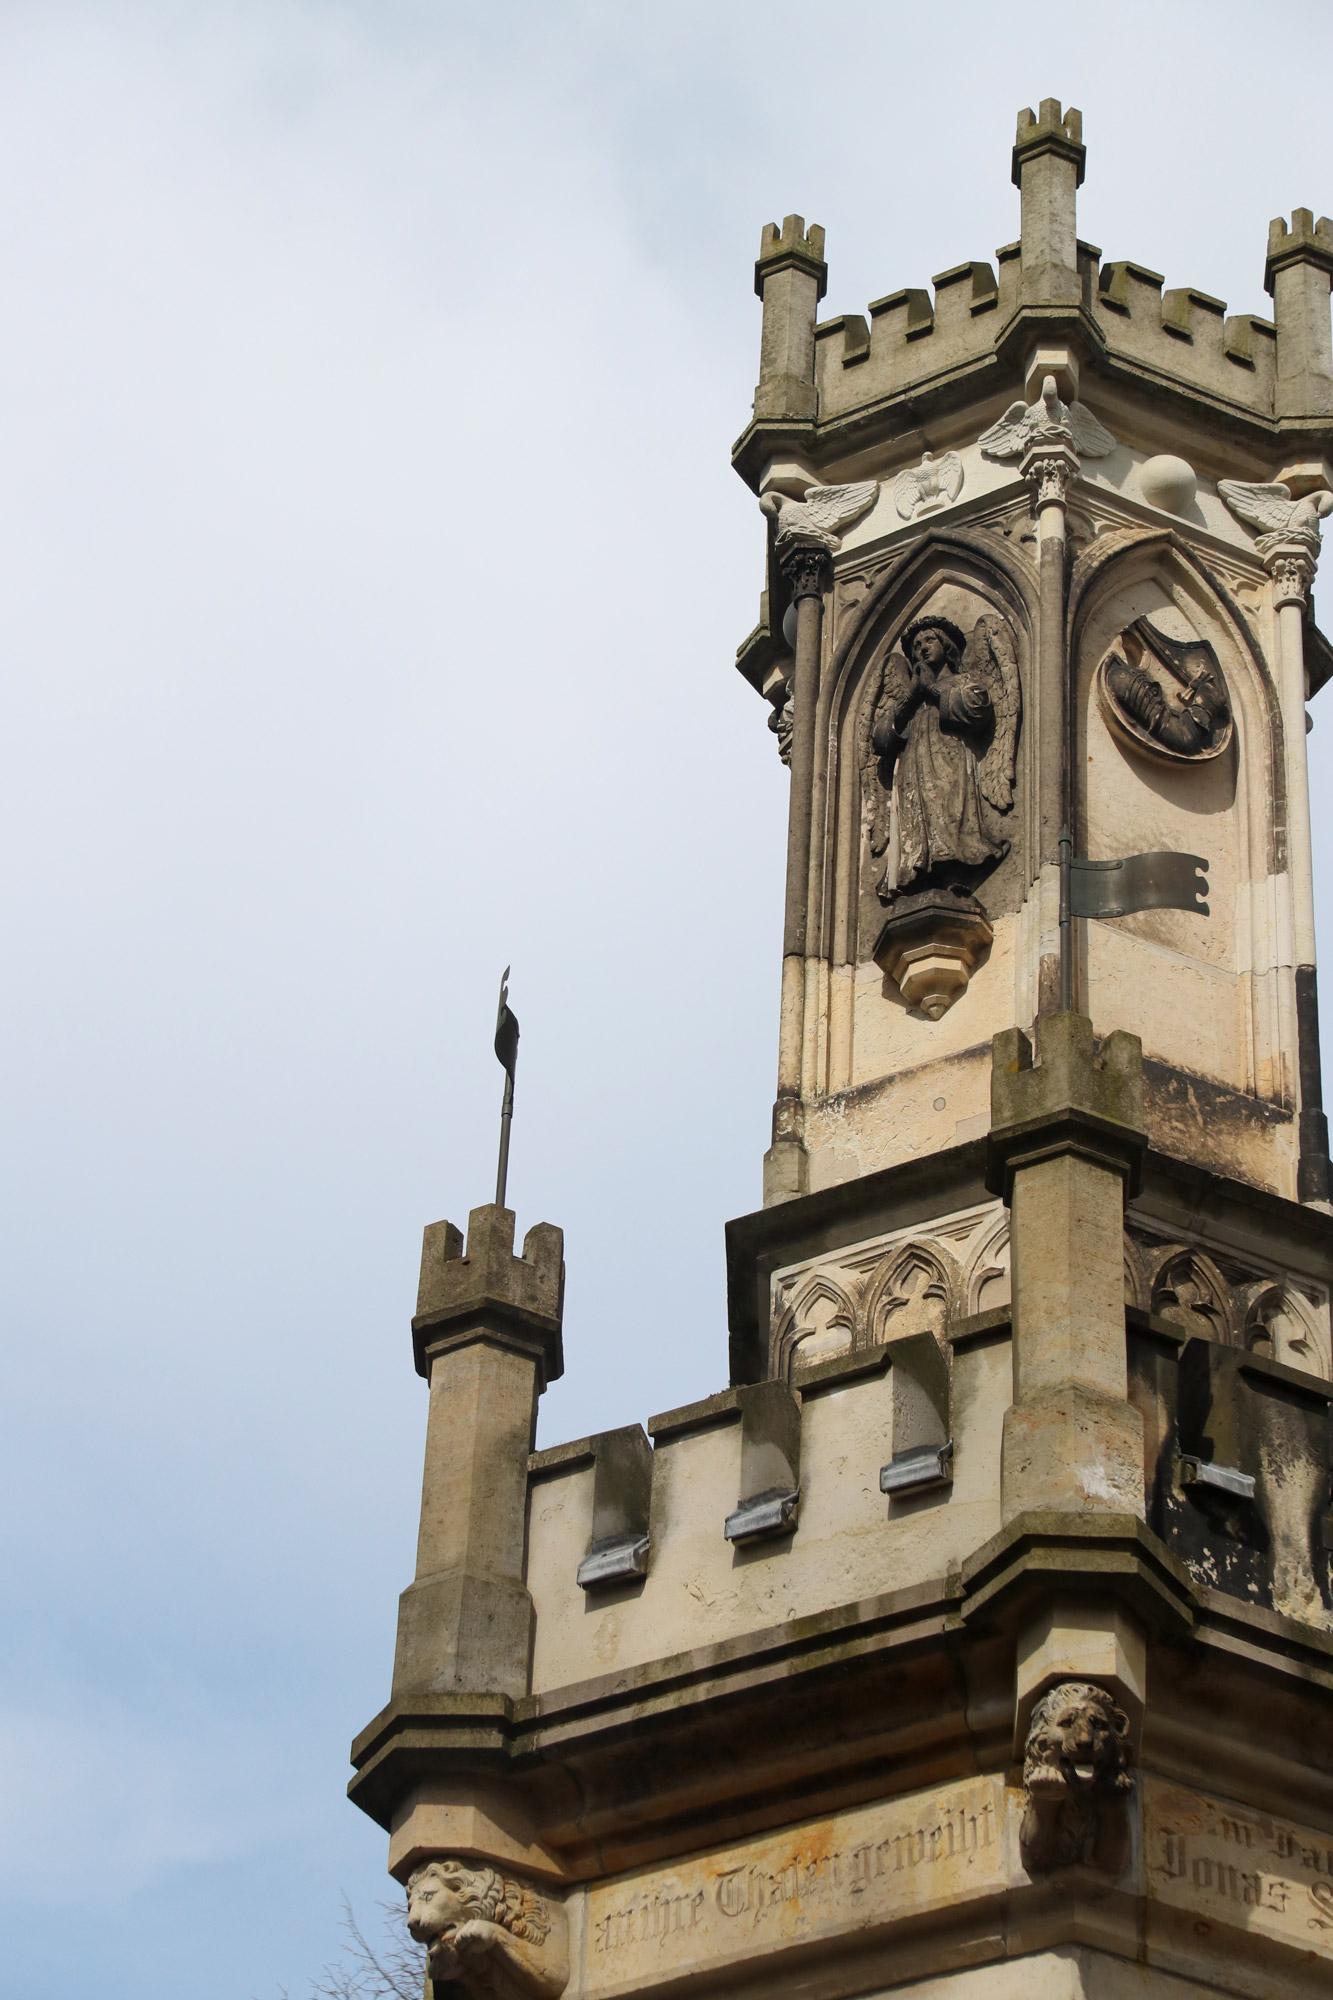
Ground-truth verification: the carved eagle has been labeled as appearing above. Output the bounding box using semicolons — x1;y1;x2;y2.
759;480;880;556
978;375;1117;461
893;450;964;521
1217;478;1333;548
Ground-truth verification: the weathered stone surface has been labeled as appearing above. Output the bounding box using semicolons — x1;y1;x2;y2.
583;1777;1009;1997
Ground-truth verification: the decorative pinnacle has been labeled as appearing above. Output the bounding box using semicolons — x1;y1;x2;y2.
754;214;828;301
1012;97;1086;189
1265;209;1333;296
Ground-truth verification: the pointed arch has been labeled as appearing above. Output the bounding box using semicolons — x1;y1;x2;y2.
861;1238;961;1350
770;1270;859;1381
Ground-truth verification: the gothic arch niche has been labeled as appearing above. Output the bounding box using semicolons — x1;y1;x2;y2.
1069;534;1280;1105
1148;1247;1237;1344
1243;1281;1332;1377
965;1209;1011;1315
771;1272;858;1380
817;531;1038;1096
862;1240;961;1351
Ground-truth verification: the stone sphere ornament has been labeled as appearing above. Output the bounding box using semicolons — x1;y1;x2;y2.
1137;454;1198;516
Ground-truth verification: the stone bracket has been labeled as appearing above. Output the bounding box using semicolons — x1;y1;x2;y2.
575;1425;653;1589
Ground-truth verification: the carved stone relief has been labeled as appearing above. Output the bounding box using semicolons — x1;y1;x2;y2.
1125;1221;1331;1375
978;379;1117;464
406;1859;569;2000
1020;1681;1133;1874
1097;616;1232;763
893;450;963;522
768;1202;1009;1379
769;1210;1331;1382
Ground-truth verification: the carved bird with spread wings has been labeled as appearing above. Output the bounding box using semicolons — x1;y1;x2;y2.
1217;478;1333;551
759;480;880;557
978;375;1117;462
860;613;1021;903
893;450;964;521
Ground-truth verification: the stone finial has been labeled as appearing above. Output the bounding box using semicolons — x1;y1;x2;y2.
753;215;827;424
1264;210;1333;419
407;1858;569;2000
1020;1681;1132;1874
413;1204;565;1388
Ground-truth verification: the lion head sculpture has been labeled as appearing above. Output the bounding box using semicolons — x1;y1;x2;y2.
1021;1680;1133;1873
406;1858;566;2000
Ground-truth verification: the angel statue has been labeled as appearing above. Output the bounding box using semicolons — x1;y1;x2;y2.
1217;477;1333;553
759;480;879;560
978;376;1116;462
861;614;1021;902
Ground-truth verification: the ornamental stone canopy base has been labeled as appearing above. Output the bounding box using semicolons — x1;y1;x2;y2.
873;892;994;1018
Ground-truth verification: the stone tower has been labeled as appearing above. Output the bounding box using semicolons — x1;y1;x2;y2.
351;102;1333;2000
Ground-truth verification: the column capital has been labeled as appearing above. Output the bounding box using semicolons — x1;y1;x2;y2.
1260;535;1318;607
779;543;832;602
1020;435;1080;512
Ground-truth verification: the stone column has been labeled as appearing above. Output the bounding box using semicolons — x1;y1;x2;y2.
1264;540;1329;1200
392;1204;564;1702
752;216;827;423
1265;210;1333;420
765;544;828;1204
1020;430;1079;1012
1012;101;1085;309
988;1012;1146;1523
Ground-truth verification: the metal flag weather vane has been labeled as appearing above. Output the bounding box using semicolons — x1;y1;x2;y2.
1059;827;1209;1011
494;966;520;1207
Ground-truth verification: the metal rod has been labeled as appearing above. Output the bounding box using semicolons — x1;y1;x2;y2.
1059;823;1073;1013
496;1071;514;1208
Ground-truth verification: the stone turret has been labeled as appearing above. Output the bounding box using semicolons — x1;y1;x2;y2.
752;214;826;423
1266;207;1333;420
392;1203;562;1703
1013;98;1085;309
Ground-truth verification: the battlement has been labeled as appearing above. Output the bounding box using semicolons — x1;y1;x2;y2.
411;1202;565;1386
1012;97;1085;186
743;101;1333;481
1266;207;1333;293
524;1298;1333;1695
754;212;827;299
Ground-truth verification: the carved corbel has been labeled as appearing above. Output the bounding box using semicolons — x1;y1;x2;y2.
407;1858;569;2000
1019;1680;1133;1874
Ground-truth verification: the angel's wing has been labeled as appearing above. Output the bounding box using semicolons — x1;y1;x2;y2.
939;450;964;502
859;647;912;856
965;616;1021;812
1068;403;1117;458
892;466;923;519
978;401;1033;461
1218;478;1295;536
799;479;880;536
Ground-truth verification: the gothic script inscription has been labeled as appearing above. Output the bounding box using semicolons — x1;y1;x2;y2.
583;1776;1008;1996
1144;1778;1333;1960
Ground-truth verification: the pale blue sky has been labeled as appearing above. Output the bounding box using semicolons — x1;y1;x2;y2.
2;4;1332;1994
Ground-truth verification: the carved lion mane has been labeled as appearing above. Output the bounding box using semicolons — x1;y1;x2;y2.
1021;1680;1132;1873
407;1860;551;1945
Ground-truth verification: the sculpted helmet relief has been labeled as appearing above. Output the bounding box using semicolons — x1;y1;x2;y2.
1099;617;1232;763
863;613;1021;906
